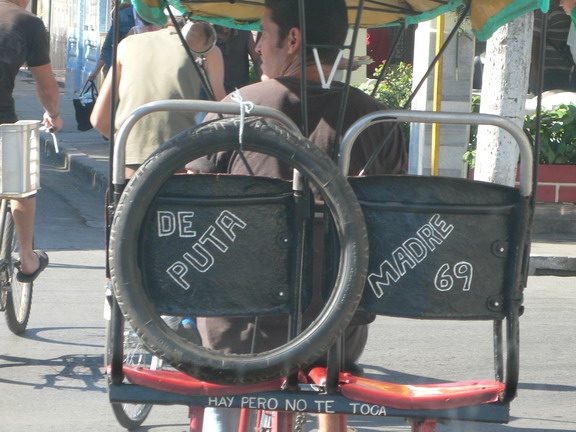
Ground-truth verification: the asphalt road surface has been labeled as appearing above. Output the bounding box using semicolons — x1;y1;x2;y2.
0;156;574;431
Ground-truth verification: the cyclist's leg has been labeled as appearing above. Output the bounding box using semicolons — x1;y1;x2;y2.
309;325;368;432
10;197;38;274
317;414;349;432
202;407;250;432
201;408;257;432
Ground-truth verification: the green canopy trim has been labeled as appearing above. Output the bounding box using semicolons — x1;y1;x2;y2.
131;0;186;26
473;0;550;41
404;0;464;27
130;0;549;40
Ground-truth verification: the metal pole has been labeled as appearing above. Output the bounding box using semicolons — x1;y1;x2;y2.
431;15;445;176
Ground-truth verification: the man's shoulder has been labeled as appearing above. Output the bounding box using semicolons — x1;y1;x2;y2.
232;79;292;100
230;78;385;111
0;6;46;46
122;28;169;44
0;2;43;27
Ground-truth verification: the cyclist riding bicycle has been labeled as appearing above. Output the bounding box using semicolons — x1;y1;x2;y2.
0;0;62;282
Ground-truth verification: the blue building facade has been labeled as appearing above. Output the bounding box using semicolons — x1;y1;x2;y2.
35;0;110;94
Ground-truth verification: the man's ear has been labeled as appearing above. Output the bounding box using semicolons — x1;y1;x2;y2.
286;27;302;55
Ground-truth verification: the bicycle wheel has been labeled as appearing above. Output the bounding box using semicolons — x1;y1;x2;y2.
105;316;156;429
110;117;368;384
1;208;33;334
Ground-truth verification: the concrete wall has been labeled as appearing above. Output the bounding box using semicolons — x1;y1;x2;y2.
408;15;475;178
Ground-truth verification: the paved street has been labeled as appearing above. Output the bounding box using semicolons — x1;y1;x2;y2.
0;155;574;431
360;278;576;431
0;159;187;431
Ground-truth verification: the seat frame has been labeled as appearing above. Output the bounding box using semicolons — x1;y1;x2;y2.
107;107;533;432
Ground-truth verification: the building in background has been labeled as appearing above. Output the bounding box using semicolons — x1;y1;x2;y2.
31;0;110;94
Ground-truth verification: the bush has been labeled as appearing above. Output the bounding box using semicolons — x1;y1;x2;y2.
463;95;480;169
465;101;576;167
524;104;576;164
358;64;576;167
356;61;413;109
356;61;413;139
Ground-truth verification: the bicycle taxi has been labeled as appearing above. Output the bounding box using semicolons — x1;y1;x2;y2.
104;0;544;430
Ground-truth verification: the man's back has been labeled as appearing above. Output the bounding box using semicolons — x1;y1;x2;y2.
197;2;403;429
196;76;406;355
0;1;50;123
202;77;406;178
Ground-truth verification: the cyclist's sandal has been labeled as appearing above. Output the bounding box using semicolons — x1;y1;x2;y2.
16;250;49;283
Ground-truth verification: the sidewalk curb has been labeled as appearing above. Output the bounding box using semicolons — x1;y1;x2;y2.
18;68;65;88
529;256;576;276
41;139;109;192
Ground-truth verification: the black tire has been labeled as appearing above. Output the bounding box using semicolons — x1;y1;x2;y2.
110;117;368;384
1;209;33;334
105;315;155;430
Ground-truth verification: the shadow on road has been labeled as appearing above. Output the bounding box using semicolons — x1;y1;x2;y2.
0;353;105;392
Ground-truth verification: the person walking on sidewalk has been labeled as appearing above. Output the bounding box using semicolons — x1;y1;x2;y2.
0;0;61;281
88;3;136;81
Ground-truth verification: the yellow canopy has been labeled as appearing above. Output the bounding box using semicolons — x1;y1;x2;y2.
133;0;549;41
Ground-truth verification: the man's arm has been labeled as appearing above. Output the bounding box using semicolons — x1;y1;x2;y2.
91;40;125;137
205;46;227;100
564;0;576;25
29;64;63;131
90;69;113;137
88;58;105;82
101;26;114;71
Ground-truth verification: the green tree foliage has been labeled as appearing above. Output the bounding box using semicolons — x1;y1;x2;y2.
356;62;413;140
524;104;576;165
358;63;576;167
464;99;576;167
357;61;413;109
463;95;480;169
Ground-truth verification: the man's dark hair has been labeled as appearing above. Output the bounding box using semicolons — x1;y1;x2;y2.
264;0;348;62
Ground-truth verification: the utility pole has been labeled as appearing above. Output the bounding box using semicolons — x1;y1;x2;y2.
474;14;534;187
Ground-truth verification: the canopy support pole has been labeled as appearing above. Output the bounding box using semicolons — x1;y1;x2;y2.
431;14;445;176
